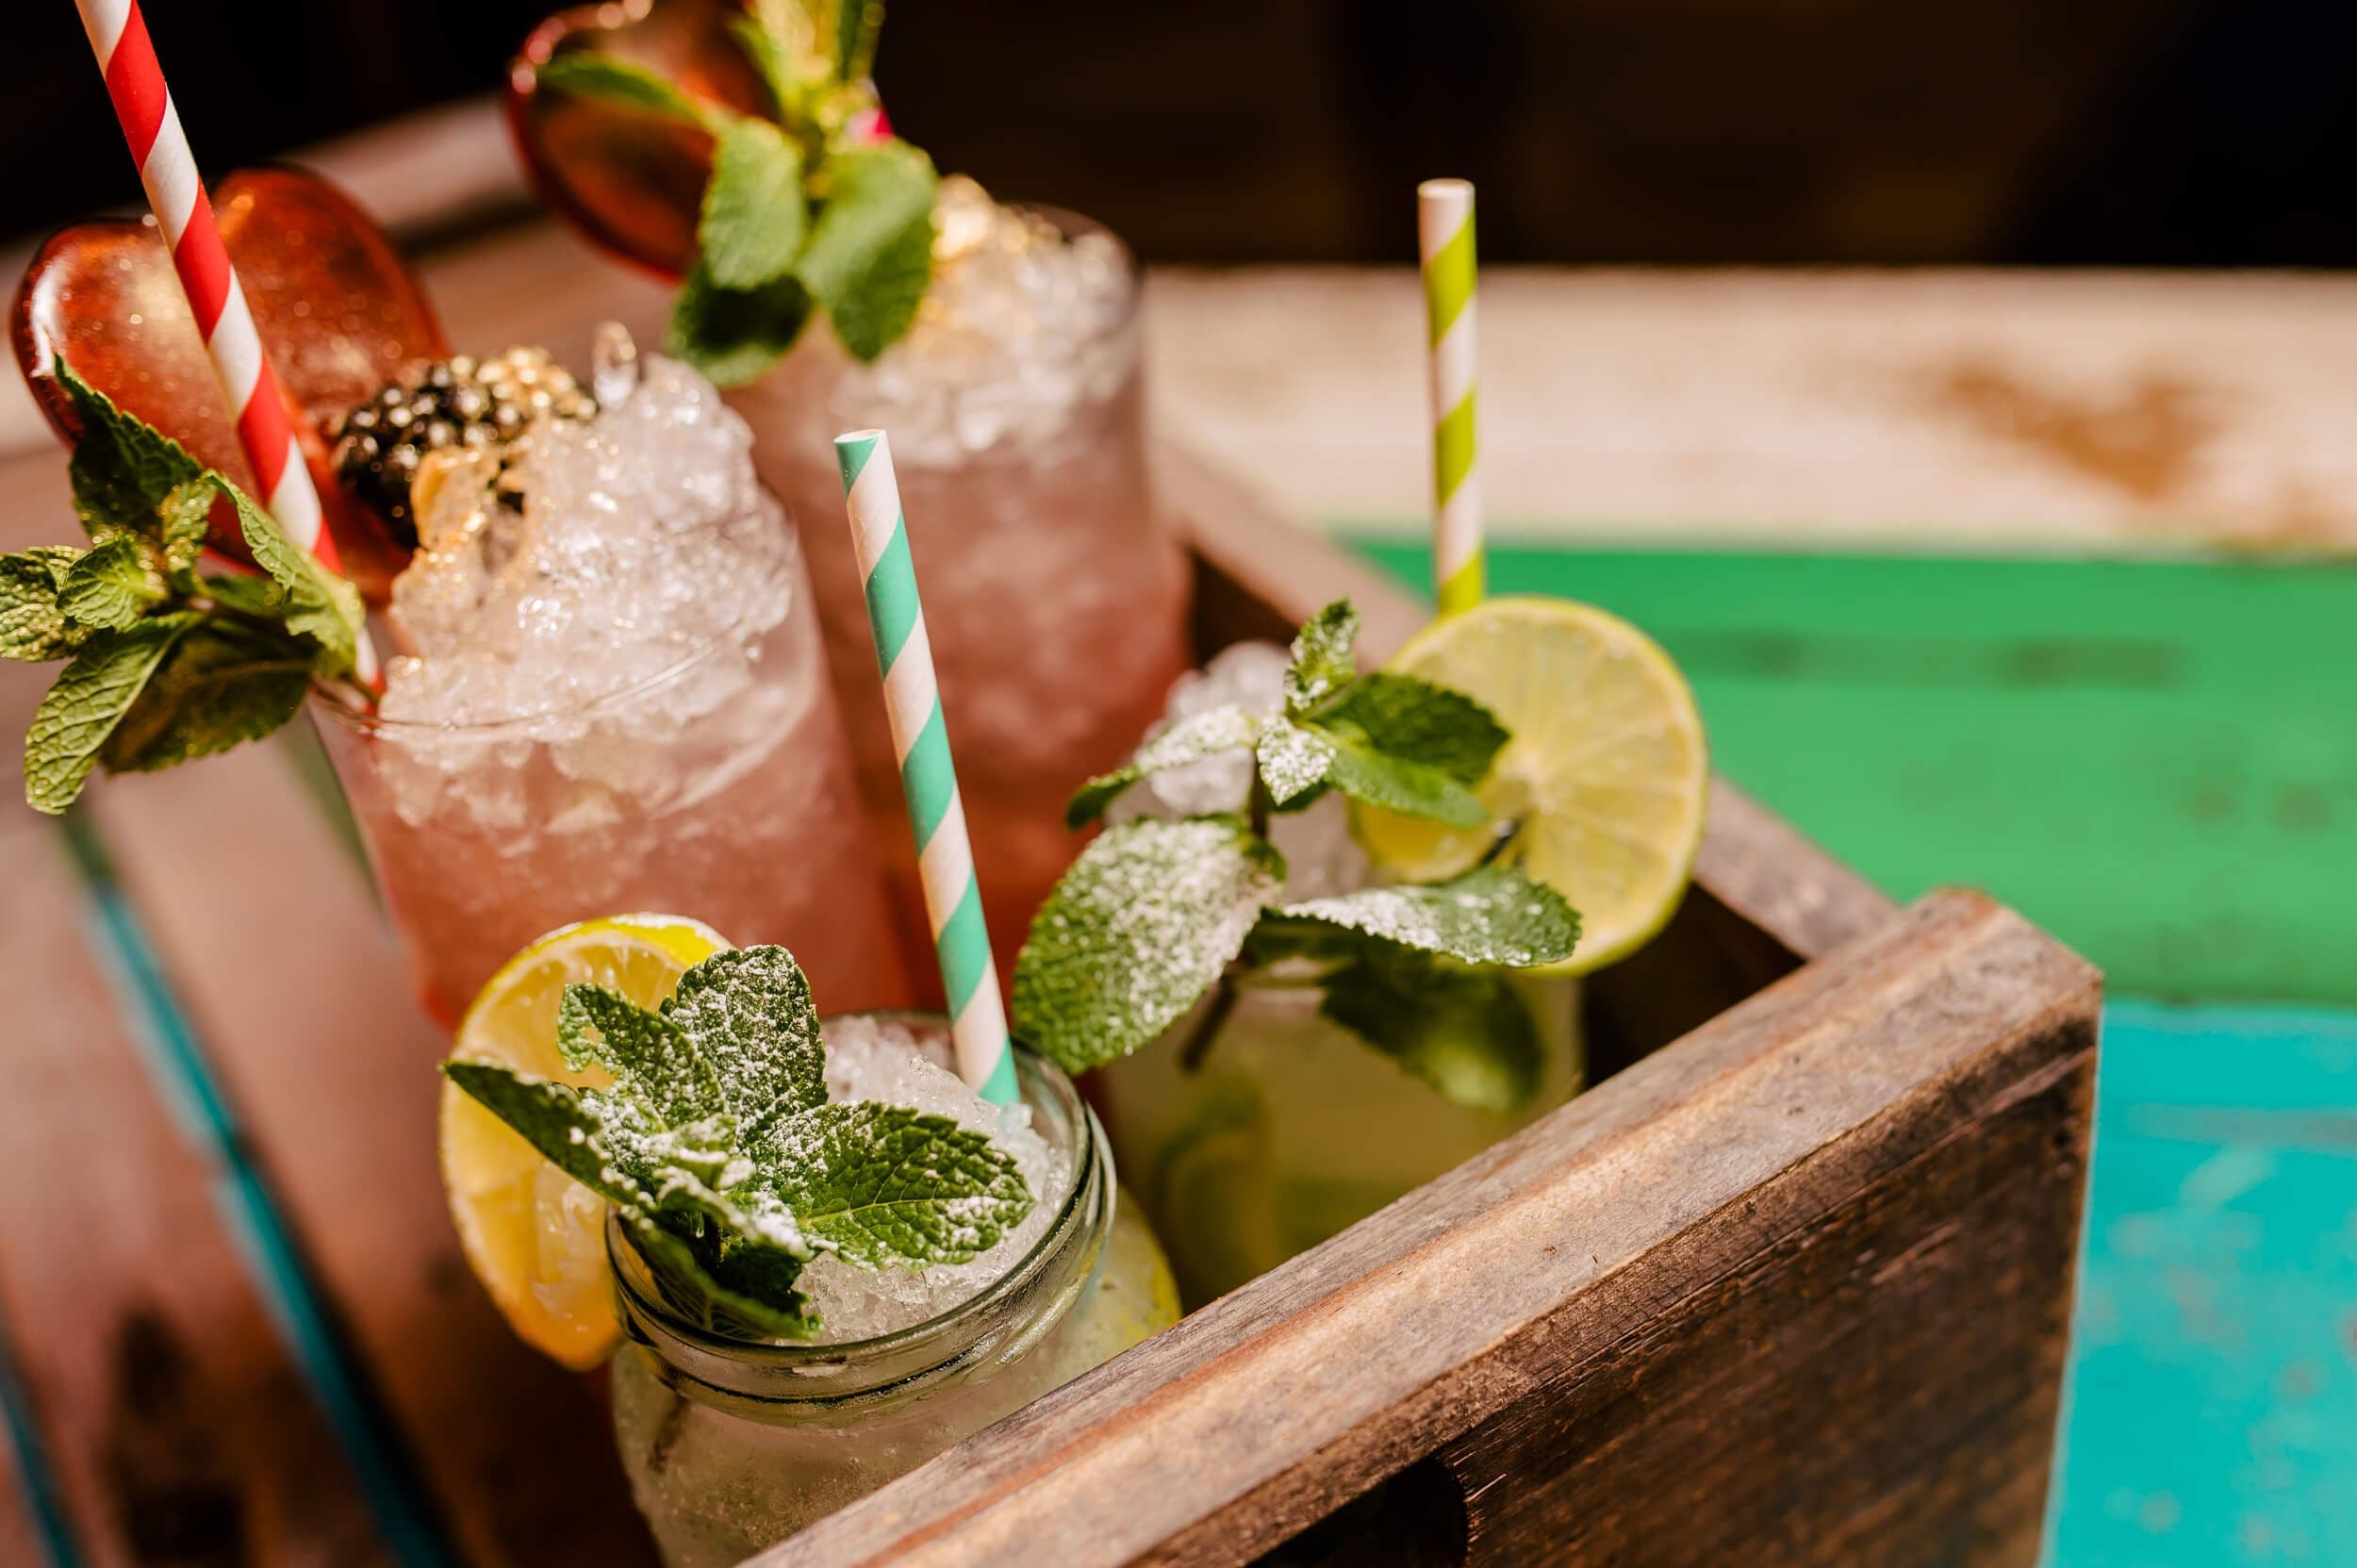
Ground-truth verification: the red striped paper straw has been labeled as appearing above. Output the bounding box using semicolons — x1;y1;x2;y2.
73;0;381;685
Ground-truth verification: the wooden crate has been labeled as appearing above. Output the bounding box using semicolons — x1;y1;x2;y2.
0;420;2095;1567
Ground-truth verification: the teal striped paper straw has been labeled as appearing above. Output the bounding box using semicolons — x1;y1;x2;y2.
1419;178;1484;617
834;430;1018;1106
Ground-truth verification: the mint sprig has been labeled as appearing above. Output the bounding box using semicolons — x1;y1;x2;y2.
8;362;367;814
542;2;938;382
1018;600;1578;1114
446;944;1034;1340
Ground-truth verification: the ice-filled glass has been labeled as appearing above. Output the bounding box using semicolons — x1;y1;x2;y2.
726;180;1193;971
314;356;915;1026
607;1016;1179;1565
1081;644;1586;1303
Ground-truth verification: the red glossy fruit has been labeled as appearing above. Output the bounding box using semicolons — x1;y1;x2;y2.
509;0;771;280
13;168;447;604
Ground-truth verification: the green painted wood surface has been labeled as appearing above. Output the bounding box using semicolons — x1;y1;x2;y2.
1351;539;2357;1009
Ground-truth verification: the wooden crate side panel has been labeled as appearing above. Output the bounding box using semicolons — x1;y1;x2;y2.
752;891;2096;1568
0;817;390;1568
1446;1019;2095;1565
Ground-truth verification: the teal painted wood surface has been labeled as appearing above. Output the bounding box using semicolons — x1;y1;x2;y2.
2051;1002;2357;1568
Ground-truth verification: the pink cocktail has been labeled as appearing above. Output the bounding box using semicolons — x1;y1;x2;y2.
314;351;915;1026
725;181;1192;970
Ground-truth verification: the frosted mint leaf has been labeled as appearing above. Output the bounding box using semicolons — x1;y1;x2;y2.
1254;718;1336;808
662;946;827;1141
1283;600;1360;716
55;359;205;541
798;140;936;362
589;1094;742;1207
622;1204;822;1341
1267;865;1580;969
23;617;192;814
441;1061;619;1196
1314;672;1505;786
1014;817;1286;1072
559;983;722;1125
1;550;85;662
759;1101;1032;1269
700;118;807;289
98;623;309;774
217;480;359;678
1320;957;1543;1114
1313;726;1489;827
1068;702;1266;827
157;480;212;579
536;53;721;131
60;536;167;631
667;259;813;387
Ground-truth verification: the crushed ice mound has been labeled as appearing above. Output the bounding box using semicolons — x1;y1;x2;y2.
795;1015;1070;1342
373;353;800;825
1110;641;1373;900
781;174;1134;464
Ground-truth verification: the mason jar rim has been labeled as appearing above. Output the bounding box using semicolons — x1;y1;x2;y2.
605;1037;1112;1412
309;486;803;740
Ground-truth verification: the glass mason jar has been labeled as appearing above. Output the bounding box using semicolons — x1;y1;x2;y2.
312;503;915;1028
725;187;1194;980
1094;976;1586;1306
606;1039;1179;1567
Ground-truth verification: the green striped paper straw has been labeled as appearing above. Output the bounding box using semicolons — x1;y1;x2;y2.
1419;178;1484;617
835;430;1018;1106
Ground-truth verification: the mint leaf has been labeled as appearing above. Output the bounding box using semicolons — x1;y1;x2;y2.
441;1062;618;1195
701;118;807;289
1;550;86;662
24;617;191;813
1263;865;1581;969
218;479;360;677
667;259;813;387
55;360;205;542
761;1101;1032;1268
1253;717;1337;808
728;13;801;116
1014;817;1286;1072
1283;600;1360;716
199;571;290;619
1314;672;1505;786
98;623;309;773
157;479;213;580
1319;957;1542;1114
559;984;723;1126
1312;721;1490;826
662;947;827;1142
1067;703;1265;828
536;53;721;131
799;140;936;362
831;0;882;82
59;536;167;631
622;1204;821;1341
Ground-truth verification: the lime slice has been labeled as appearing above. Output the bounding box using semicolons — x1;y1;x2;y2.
438;914;730;1368
1353;596;1707;975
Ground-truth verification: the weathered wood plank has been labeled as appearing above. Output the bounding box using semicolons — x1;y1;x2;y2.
0;813;392;1568
750;889;2097;1566
82;750;658;1568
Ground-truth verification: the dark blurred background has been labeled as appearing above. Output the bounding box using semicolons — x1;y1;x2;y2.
15;0;2357;265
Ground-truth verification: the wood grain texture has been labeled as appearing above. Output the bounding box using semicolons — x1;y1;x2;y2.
0;814;390;1568
81;751;657;1568
750;889;2098;1566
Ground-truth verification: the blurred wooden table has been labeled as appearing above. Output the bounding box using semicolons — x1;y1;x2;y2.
1;170;2352;1567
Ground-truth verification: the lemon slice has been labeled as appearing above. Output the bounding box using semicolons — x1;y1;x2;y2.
439;914;730;1367
1353;597;1707;975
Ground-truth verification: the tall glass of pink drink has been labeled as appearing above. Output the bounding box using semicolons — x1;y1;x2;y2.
313;350;915;1026
723;180;1192;974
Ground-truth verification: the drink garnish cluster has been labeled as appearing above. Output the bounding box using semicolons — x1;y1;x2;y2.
1013;600;1583;1114
445;943;1033;1338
